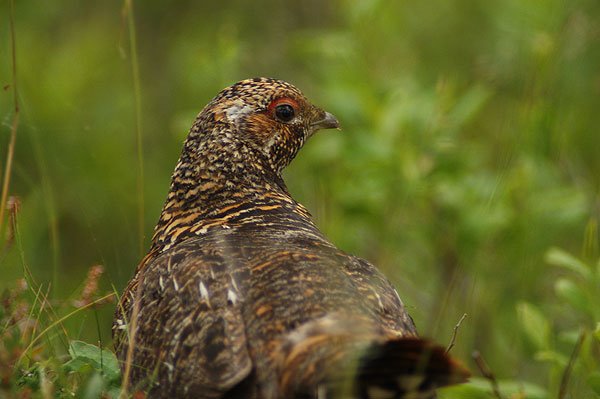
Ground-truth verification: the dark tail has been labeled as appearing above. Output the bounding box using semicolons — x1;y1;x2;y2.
356;338;470;398
277;317;470;398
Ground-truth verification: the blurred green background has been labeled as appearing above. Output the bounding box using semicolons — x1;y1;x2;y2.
1;0;599;397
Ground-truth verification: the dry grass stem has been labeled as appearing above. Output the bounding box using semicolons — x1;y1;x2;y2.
472;350;504;399
558;330;586;399
3;196;20;251
446;313;467;353
0;0;20;242
120;278;144;398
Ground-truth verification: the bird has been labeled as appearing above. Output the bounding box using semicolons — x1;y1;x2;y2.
113;77;470;399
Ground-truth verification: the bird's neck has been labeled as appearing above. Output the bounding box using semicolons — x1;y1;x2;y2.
149;143;320;254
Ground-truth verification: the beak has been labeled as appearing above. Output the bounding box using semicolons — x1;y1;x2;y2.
310;111;341;131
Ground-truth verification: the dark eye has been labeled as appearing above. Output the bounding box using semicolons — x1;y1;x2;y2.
275;104;295;123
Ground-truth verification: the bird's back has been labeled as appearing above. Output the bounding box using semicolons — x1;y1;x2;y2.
115;199;422;397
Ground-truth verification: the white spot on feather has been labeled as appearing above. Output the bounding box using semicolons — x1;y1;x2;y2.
116;319;126;330
172;277;179;292
159;276;164;291
225;99;253;123
164;362;174;383
393;288;404;305
230;276;239;292
263;132;281;156
374;291;384;309
227;289;238;305
199;281;209;300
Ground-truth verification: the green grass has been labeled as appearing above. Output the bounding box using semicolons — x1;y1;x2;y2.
0;273;121;397
1;0;599;397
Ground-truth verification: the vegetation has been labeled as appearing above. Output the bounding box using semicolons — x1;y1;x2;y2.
1;0;599;397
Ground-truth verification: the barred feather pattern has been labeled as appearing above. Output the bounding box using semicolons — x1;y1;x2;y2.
113;78;469;398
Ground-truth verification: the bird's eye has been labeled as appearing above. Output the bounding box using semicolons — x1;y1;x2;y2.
275;103;295;123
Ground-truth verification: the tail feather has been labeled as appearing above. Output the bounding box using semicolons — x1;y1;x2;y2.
277;316;470;398
357;338;471;398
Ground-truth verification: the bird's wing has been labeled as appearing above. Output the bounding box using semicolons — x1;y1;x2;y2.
114;240;252;398
340;253;419;337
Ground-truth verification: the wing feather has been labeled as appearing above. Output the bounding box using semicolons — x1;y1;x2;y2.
114;242;252;398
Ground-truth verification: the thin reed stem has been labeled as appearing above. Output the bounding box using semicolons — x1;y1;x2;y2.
0;0;20;243
126;0;146;258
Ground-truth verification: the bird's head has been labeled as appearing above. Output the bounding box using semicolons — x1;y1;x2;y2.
154;78;338;250
189;77;340;174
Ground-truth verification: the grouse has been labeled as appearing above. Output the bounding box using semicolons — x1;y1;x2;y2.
113;77;470;399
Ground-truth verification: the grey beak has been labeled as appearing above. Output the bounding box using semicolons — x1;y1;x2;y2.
310;111;341;131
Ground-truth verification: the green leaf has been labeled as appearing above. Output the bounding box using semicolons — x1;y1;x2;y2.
437;378;491;399
534;350;568;368
497;379;548;399
83;372;104;399
438;377;547;399
517;301;550;350
545;247;591;279
65;340;121;384
593;322;600;342
558;329;583;345
554;278;590;316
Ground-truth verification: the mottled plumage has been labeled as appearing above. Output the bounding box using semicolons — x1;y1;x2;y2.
114;78;469;398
